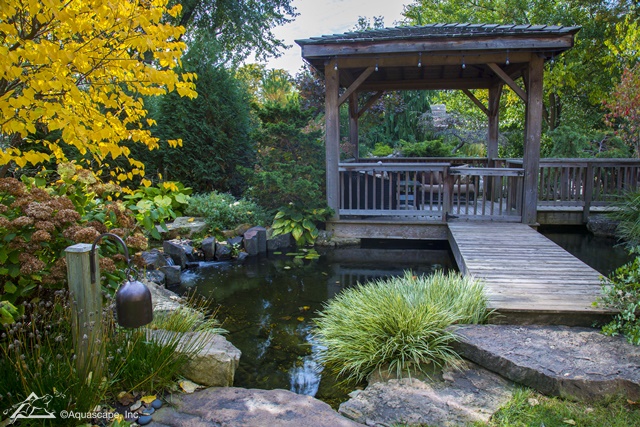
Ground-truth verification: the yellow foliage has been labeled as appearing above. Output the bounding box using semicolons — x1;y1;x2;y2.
0;0;197;183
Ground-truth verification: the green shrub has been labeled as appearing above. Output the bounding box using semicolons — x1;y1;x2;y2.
123;181;192;240
242;101;325;213
399;139;453;157
598;255;640;344
371;143;394;157
313;271;487;384
185;191;268;231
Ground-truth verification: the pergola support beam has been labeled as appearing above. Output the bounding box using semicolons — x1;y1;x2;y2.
487;82;503;161
462;89;489;116
357;91;384;119
338;66;375;106
487;63;527;102
348;93;359;158
522;55;545;225
325;59;340;219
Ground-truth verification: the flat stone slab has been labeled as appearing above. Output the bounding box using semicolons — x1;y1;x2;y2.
453;325;640;401
150;387;364;427
339;361;514;427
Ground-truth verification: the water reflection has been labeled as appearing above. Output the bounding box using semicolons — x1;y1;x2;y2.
176;246;453;404
540;226;632;276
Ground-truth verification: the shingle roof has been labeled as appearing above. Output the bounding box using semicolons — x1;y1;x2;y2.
295;23;580;46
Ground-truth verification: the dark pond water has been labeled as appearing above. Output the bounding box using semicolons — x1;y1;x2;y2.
176;241;453;406
539;226;632;276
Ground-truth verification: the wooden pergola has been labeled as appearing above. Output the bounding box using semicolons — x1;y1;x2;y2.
296;24;580;224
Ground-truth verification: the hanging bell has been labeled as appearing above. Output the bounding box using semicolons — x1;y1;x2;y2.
116;275;153;328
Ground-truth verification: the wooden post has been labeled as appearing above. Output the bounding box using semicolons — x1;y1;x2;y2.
65;244;104;383
348;92;359;159
486;82;503;201
583;162;595;223
442;167;453;223
487;82;503;163
522;55;544;225
325;59;341;219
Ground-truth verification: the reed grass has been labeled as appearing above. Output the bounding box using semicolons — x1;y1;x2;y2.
313;271;487;384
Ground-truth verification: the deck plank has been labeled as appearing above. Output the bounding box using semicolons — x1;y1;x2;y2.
447;221;614;325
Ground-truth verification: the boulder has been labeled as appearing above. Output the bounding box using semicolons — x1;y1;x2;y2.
147;280;182;314
151;387;365;427
145;269;165;286
234;223;253;236
201;237;216;261
453;324;640;401
315;230;335;247
156;216;208;239
159;265;182;286
163;240;195;269
146;330;241;388
267;232;293;252
141;249;167;270
339;361;514;427
586;214;619;238
215;242;232;261
244;226;267;256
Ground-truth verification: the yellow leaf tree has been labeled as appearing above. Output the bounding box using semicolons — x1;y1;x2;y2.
0;0;197;181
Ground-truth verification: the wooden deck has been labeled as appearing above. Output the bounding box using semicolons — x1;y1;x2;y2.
447;221;615;325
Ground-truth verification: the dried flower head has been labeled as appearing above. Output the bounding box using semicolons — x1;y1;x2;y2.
18;253;45;275
54;209;81;225
73;227;100;243
29;188;50;202
76;169;97;185
99;257;116;273
35;221;56;232
24;202;54;220
126;234;148;251
11;216;34;228
0;177;26;197
86;221;107;234
31;229;52;243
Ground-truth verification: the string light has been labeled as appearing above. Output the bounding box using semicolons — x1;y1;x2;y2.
334;60;338;71
505;50;510;66
375;62;379;72
418;52;422;68
461;56;466;69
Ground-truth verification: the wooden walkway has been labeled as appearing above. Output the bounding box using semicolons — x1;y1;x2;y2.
447;222;615;325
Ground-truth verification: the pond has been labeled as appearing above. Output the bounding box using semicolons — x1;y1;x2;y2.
175;229;631;407
539;226;632;276
176;240;453;406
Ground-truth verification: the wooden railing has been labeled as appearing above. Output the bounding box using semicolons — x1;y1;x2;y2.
507;158;640;221
449;166;524;221
352;157;490;167
339;163;524;222
339;163;449;220
339;158;640;223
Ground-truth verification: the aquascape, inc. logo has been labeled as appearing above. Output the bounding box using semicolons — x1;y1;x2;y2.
2;391;65;424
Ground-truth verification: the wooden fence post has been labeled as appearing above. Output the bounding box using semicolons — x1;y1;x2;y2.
65;243;104;383
583;163;595;223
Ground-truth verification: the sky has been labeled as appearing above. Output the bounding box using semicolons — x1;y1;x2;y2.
262;0;410;75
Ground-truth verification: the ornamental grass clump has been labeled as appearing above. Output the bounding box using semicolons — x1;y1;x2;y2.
313;271;488;384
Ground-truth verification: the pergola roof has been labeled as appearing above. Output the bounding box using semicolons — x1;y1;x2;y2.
296;24;580;91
